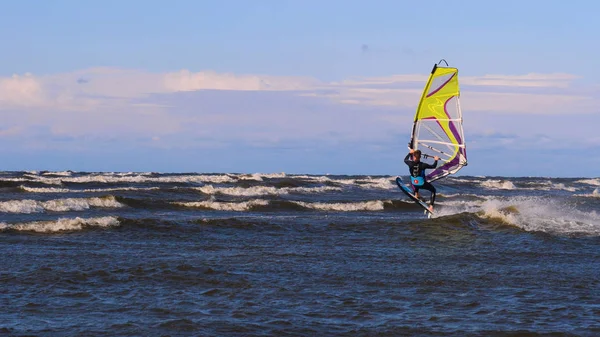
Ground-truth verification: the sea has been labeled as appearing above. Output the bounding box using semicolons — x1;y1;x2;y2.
1;171;599;336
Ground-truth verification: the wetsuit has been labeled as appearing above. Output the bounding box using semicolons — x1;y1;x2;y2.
404;152;438;206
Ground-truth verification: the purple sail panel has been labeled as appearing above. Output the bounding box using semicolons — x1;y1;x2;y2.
444;97;462;145
426;155;463;183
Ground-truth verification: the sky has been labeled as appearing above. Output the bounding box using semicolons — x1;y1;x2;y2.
1;0;599;177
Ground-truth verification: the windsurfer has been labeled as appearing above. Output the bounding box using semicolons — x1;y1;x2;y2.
404;149;439;212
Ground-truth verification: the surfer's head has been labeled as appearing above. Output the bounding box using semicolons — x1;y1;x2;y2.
413;150;421;161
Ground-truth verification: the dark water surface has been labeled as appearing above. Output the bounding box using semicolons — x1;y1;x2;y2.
1;171;599;336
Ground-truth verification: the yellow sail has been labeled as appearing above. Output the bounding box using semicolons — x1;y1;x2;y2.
409;60;467;182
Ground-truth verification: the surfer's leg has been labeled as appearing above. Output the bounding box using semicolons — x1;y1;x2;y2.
420;183;435;212
412;186;420;199
423;183;436;206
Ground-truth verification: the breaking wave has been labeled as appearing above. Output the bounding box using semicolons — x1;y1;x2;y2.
0;196;123;214
0;216;120;233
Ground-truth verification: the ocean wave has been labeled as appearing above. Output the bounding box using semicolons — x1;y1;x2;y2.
436;199;488;209
0;196;123;214
19;186;71;193
480;179;516;190
475;197;600;236
354;177;396;190
235;172;288;181
0;177;33;184
193;217;285;230
19;185;161;194
175;199;270;211
440;193;487;200
276;175;395;190
425;195;600;236
575;178;600;186
290;200;386;211
578;188;600;198
15;174;239;185
0;216;120;233
521;180;578;192
7;172;480;192
174;198;416;212
449;177;484;184
194;185;342;196
41;171;73;177
230;172;390;188
544;183;577;192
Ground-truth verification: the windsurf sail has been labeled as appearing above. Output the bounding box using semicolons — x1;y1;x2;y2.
409;59;467;183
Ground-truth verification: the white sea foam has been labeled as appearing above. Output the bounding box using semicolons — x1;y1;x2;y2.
175;198;388;212
196;185;281;196
0;196;123;214
20;186;71;193
175;199;270;211
436;198;488;209
0;216;120;233
440;193;485;199
236;173;264;181
17;173;238;185
450;177;483;184
522;180;578;192
289;175;333;183
291;175;396;190
41;171;73;176
578;188;600;198
20;186;160;193
476;197;600;235
430;195;600;235
1;177;33;183
195;185;342;196
235;172;288;181
292;200;386;211
481;179;516;190
548;183;577;192
354;177;396;190
575;178;600;186
10;172;399;191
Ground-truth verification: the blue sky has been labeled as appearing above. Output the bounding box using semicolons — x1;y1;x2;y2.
1;0;599;177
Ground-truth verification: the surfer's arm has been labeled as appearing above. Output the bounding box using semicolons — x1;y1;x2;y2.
426;156;439;168
424;160;438;169
404;153;412;165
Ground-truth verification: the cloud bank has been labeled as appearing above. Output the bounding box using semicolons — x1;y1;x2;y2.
0;66;598;174
1;67;592;111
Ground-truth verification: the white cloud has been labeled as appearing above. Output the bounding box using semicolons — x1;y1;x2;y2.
461;73;580;88
0;73;45;106
461;91;593;114
1;68;595;114
331;73;580;89
335;74;427;86
163;70;318;92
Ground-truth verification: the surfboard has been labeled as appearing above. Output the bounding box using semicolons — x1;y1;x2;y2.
395;177;434;217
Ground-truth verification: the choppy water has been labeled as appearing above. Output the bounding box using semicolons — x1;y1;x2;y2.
1;171;599;336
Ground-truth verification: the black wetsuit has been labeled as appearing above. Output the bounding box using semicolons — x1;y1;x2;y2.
404;153;438;206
